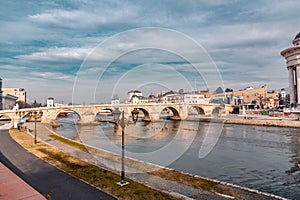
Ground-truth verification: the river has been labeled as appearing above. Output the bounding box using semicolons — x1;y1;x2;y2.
54;116;300;199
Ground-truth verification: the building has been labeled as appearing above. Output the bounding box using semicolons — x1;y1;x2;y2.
183;93;209;104
130;95;148;104
160;91;183;104
2;88;26;104
0;78;2;110
227;96;244;106
280;88;286;99
281;32;300;107
2;93;18;110
111;98;120;105
111;94;120;105
127;90;143;102
226;85;267;106
47;97;54;107
225;85;279;109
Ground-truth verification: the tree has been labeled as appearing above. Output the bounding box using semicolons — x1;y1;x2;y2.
214;87;224;94
225;88;233;92
178;89;184;94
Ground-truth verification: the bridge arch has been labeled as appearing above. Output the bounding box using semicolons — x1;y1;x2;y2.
160;106;181;120
95;108;113;122
188;106;205;116
131;107;151;122
0;114;11;121
53;109;81;124
212;107;223;117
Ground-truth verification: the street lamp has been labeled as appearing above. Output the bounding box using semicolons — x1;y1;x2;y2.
131;108;139;122
17;111;22;131
112;108;129;186
32;111;43;144
112;108;121;124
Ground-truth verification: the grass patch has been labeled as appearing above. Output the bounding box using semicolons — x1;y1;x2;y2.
47;132;236;196
9;128;179;200
49;134;89;152
150;168;217;191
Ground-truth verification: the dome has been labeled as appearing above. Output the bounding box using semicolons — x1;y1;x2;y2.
294;32;300;40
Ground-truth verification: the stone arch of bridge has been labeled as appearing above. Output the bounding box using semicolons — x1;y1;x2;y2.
131;107;151;121
161;106;181;120
211;107;223;117
95;108;113;122
96;108;113;113
0;114;11;120
53;109;81;120
188;106;205;115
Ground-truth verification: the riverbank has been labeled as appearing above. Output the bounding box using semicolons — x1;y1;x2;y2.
21;122;288;200
196;115;300;128
9;127;177;200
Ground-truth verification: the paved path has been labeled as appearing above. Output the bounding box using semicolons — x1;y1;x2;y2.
29;123;228;200
0;162;45;200
0;129;116;200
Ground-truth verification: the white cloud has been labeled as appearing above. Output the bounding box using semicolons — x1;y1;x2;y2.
31;71;73;80
29;5;138;29
16;47;91;62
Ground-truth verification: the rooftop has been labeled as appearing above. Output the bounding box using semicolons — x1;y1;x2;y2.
294;32;300;40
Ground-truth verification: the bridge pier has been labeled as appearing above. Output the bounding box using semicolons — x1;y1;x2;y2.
77;113;96;125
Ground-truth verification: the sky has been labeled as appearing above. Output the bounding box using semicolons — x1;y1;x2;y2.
0;0;299;104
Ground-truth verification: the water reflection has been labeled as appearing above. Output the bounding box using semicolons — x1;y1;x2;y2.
53;117;300;199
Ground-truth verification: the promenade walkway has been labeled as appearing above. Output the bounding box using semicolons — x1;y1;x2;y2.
25;122;285;200
0;129;116;200
0;161;45;199
28;123;229;200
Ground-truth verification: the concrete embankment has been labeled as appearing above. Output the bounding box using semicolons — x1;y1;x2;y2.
197;116;300;128
224;117;300;128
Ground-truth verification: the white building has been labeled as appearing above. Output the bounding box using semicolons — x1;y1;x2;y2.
127;90;143;102
280;88;286;99
111;98;120;105
183;93;209;104
130;95;148;104
2;93;18;110
160;93;183;104
47;97;54;107
2;88;26;104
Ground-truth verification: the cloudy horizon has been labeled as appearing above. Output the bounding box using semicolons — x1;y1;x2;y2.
0;0;299;104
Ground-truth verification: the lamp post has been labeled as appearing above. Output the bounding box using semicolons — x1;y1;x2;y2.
112;108;129;186
32;111;43;144
131;108;139;123
17;111;22;131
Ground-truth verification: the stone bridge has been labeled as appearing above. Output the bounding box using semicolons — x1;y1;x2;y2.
0;103;229;125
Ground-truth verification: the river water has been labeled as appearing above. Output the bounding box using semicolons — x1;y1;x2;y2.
54;116;300;199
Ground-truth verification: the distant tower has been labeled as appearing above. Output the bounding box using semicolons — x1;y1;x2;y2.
0;78;2;110
47;97;54;107
281;32;300;107
280;88;286;99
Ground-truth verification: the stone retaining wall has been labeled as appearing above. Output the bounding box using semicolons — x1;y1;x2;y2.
224;118;300;128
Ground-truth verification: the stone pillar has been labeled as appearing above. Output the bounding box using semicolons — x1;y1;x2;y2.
289;67;295;106
297;65;300;105
77;114;96;124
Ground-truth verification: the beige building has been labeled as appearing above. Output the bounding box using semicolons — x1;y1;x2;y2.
2;88;26;104
226;85;279;108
